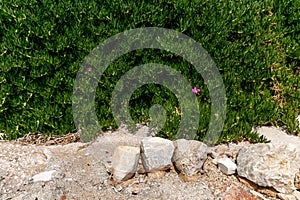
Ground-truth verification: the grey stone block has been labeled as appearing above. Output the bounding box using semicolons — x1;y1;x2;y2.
173;139;208;176
140;137;174;172
112;146;140;181
217;157;237;175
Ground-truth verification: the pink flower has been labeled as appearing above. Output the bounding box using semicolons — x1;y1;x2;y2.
192;87;200;94
87;67;93;72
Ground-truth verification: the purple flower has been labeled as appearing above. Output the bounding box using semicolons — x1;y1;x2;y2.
87;67;93;72
192;87;200;94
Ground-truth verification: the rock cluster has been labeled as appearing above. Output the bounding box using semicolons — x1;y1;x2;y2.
0;125;300;199
111;128;300;199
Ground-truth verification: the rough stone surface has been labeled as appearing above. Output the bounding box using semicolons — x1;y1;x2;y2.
173;139;208;177
112;146;140;182
217;157;237;175
140;137;174;172
133;124;156;138
237;143;299;194
255;126;300;154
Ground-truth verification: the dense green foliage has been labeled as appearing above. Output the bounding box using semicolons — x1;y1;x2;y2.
0;0;299;143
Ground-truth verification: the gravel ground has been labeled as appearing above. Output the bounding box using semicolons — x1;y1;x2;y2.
0;128;281;200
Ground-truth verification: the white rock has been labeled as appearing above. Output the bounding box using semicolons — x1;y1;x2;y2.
112;146;140;182
217;157;237;175
32;170;57;182
173;139;208;176
140;137;174;172
237;143;299;194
